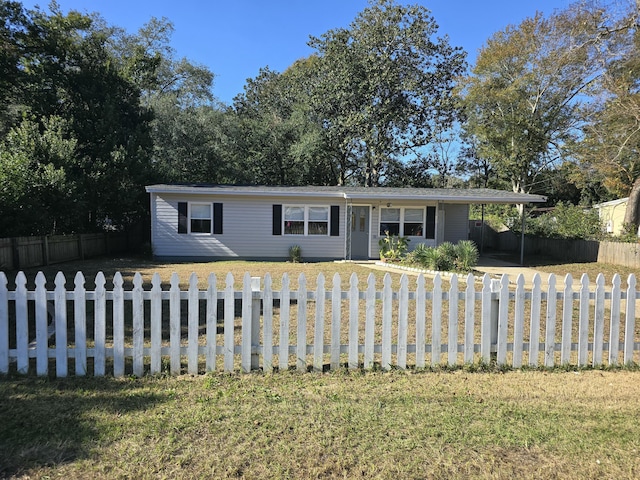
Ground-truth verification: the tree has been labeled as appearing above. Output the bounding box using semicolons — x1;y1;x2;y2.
580;1;640;231
0;2;155;233
308;0;466;186
0;116;75;235
232;63;337;185
459;2;629;197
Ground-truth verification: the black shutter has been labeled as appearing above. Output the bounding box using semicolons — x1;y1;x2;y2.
272;205;282;235
330;205;340;236
213;203;223;234
178;202;188;234
425;206;436;239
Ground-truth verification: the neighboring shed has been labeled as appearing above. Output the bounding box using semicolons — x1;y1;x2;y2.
593;197;628;236
145;184;547;261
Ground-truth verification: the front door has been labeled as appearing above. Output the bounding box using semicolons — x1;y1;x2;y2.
350;206;370;259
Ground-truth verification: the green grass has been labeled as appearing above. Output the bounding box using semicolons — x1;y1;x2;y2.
1;370;640;479
3;256;640;477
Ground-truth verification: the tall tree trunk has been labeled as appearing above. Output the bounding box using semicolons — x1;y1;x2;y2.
623;176;640;234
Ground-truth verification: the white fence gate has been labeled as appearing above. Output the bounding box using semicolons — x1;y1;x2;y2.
0;271;638;377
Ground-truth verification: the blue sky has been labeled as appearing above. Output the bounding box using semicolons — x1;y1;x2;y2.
22;1;569;104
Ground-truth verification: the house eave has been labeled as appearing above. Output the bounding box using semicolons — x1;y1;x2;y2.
144;184;547;204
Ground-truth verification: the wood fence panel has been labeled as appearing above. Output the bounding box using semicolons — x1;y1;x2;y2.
0;239;13;270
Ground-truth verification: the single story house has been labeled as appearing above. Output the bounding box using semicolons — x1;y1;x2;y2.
593;197;628;236
145;184;547;260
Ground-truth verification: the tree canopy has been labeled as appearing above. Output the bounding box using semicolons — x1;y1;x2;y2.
4;0;640;239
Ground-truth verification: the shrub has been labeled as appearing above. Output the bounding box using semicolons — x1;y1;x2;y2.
454;240;479;272
403;240;479;272
289;245;302;263
378;232;410;260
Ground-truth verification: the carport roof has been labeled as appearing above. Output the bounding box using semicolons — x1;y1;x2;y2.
145;184;547;204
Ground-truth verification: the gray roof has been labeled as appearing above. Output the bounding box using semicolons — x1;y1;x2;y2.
145;184;547;204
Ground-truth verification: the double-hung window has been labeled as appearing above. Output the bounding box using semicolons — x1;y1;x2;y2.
284;205;329;235
379;208;401;235
380;207;430;237
178;202;223;235
190;203;212;234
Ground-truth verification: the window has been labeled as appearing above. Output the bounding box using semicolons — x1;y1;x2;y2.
379;208;400;235
190;203;212;233
178;202;223;235
284;205;329;235
404;208;424;236
380;207;432;237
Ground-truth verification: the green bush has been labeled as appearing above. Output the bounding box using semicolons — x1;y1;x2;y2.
454;240;479;272
404;240;479;272
513;202;604;240
289;245;302;263
378;232;410;260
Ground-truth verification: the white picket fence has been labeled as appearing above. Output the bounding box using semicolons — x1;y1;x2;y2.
0;270;639;377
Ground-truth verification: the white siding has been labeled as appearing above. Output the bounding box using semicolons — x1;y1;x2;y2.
152;193;345;259
443;204;469;243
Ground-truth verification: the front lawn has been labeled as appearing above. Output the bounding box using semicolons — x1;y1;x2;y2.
1;370;639;479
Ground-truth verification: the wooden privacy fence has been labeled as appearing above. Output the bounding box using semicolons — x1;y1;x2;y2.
0;232;132;271
1;270;639;378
